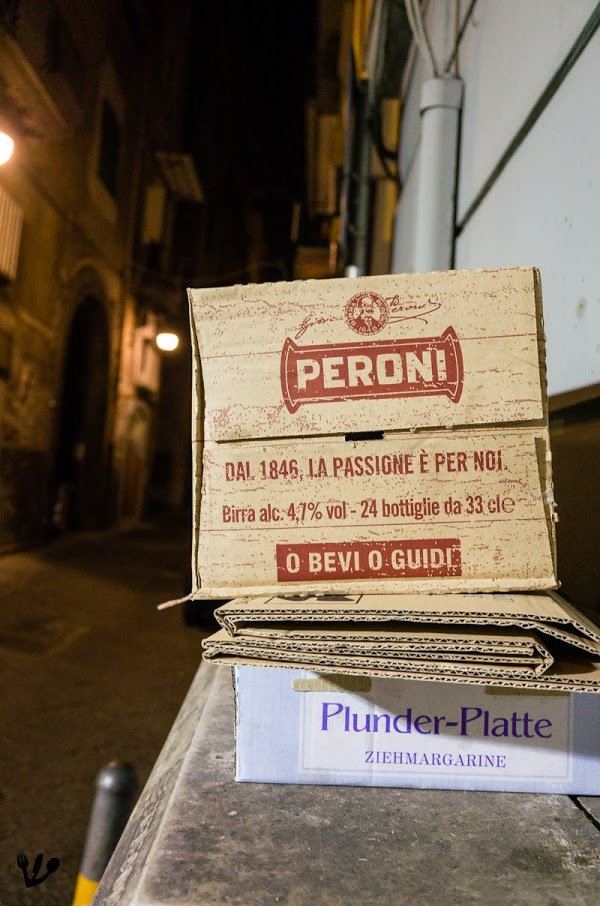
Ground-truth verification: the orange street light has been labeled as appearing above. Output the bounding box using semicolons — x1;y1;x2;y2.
156;331;179;352
0;132;14;165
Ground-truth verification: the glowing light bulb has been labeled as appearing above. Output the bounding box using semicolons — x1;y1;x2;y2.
0;132;14;165
156;331;179;351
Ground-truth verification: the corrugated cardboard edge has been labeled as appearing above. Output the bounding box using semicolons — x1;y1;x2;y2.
202;629;554;677
532;269;559;577
218;615;598;657
533;268;549;424
204;625;555;663
196;575;558;599
188;288;204;596
213;593;600;656
547;591;600;645
209;653;600;693
234;624;550;653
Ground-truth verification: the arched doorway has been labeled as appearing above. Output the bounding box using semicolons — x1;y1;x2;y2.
53;295;110;530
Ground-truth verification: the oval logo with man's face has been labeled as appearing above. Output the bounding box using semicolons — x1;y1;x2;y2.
344;291;389;335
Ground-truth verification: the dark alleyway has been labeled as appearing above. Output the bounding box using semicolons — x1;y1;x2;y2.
0;515;212;905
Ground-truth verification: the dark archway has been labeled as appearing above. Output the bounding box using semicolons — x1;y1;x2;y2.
53;296;110;530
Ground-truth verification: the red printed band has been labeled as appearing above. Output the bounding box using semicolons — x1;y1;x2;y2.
280;327;463;413
276;539;462;582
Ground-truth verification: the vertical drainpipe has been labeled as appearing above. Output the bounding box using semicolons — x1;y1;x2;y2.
412;77;463;272
345;80;372;278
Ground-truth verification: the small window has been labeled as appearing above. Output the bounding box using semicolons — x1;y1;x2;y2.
98;101;120;197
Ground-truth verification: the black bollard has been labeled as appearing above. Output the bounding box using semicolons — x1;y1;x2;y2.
72;761;137;905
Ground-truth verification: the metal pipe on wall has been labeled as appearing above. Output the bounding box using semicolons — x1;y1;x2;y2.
392;76;462;274
345;80;372;278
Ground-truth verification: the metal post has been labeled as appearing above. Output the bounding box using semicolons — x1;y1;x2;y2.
72;761;137;906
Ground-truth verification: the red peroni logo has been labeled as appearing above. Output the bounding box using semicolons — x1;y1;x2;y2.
280;327;463;413
344;291;389;335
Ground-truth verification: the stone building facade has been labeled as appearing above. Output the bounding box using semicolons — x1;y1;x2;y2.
0;0;201;547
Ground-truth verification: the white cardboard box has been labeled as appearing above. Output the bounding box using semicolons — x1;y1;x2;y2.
233;666;600;794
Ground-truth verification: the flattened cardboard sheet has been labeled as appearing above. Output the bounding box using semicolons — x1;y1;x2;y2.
203;627;554;679
206;649;600;693
214;591;600;655
217;623;553;663
202;591;600;692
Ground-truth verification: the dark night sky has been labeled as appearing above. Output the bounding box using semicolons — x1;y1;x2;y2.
183;2;318;277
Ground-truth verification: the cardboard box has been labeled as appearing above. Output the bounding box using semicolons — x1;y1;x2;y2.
203;591;600;692
188;268;556;596
232;665;600;793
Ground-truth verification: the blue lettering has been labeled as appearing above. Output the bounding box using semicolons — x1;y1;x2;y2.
414;714;432;734
392;708;412;733
352;712;371;732
372;713;391;733
321;702;343;730
535;718;552;738
460;707;483;736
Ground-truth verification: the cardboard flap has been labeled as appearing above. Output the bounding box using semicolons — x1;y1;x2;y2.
196;426;556;597
204;649;600;693
237;622;546;652
203;626;554;676
189;267;545;443
213;592;600;656
203;629;554;678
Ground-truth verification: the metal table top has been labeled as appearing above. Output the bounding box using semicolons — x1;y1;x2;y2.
94;662;600;905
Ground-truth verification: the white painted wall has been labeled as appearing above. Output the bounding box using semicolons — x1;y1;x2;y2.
456;0;596;221
392;149;420;273
391;0;600;396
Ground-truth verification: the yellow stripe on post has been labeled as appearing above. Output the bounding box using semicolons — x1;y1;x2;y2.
72;762;137;905
72;873;98;905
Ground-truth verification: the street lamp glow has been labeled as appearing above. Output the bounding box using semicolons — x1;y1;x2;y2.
0;132;14;165
156;331;179;351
